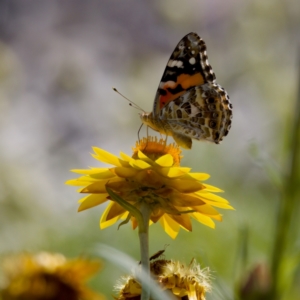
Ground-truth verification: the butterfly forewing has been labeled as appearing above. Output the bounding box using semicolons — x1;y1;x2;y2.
153;32;216;116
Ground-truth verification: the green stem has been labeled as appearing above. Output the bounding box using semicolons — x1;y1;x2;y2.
270;59;300;299
105;187;152;298
139;202;151;300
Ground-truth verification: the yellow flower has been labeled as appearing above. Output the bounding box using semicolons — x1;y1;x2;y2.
115;259;211;300
0;252;104;300
66;137;233;239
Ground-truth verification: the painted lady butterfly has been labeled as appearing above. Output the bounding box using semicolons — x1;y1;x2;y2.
141;32;232;149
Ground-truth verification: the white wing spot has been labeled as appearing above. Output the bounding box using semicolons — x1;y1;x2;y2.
168;60;183;68
189;57;196;65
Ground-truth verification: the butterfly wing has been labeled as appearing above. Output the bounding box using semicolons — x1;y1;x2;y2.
159;83;232;146
141;32;232;149
153;32;216;116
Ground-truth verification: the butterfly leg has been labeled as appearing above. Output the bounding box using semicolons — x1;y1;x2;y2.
137;123;144;143
141;125;150;151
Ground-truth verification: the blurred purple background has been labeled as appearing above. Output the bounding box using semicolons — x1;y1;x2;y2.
0;0;299;298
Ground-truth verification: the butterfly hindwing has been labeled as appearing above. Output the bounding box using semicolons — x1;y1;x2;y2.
159;83;232;144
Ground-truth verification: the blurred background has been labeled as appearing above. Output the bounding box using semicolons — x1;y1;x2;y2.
0;0;299;299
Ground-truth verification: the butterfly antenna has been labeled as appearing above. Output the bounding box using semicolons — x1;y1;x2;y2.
112;87;145;112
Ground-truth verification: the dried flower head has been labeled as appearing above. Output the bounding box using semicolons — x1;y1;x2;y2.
115;259;211;300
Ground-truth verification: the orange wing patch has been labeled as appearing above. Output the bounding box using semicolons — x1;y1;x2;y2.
159;73;205;109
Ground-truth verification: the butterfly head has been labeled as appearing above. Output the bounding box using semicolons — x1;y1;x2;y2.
140;112;193;149
140;112;166;135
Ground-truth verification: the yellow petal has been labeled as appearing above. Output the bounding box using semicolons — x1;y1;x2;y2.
200;199;234;210
71;168;109;175
70;170;115;180
113;167;139;178
193;204;220;216
131;216;138;229
78;194;108;212
187;172;210;181
90;171;116;180
136;151;155;166
196;192;229;204
150;209;164;223
105;202;126;220
119;151;132;162
192;213;215;228
202;183;224;192
81;178;123;193
169;213;192;231
169;191;205;207
92;147;124;167
160;215;180;239
209;213;223;221
158;167;191;178
167;179;204;193
65;179;91;186
155;154;174;167
129;159;151;169
137;150;150;161
100;202;126;229
100;217;119;229
75;175;101;183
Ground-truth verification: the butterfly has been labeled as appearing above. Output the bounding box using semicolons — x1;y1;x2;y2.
140;32;232;149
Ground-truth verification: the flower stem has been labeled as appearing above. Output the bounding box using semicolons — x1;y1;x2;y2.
139;202;151;300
